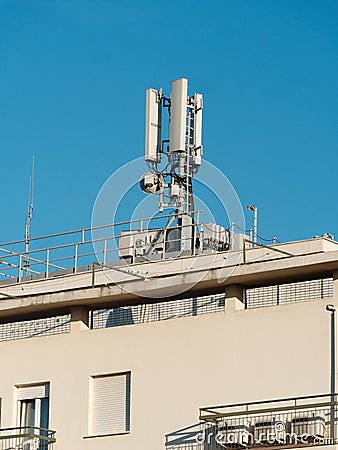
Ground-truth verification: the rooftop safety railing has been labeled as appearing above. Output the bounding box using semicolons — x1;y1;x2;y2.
0;211;205;285
0;426;56;450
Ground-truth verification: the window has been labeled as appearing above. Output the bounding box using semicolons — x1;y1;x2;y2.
16;383;50;447
17;383;50;430
90;372;131;436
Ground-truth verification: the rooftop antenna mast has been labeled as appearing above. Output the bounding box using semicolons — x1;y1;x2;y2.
140;78;203;254
24;156;34;275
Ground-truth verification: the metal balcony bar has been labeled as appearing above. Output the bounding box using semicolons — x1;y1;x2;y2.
200;393;337;420
0;426;55;450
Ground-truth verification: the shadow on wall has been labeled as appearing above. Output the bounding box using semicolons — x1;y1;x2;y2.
165;422;216;449
103;295;226;328
106;307;134;327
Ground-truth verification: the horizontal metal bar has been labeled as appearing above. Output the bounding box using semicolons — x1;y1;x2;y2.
200;400;337;421
0;271;16;279
0;221;201;261
200;393;338;423
0;259;40;275
0;425;56;442
200;392;337;415
0;210;202;247
0;433;55;441
0;426;55;433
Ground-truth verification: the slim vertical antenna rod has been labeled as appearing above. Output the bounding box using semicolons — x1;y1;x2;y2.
24;156;34;275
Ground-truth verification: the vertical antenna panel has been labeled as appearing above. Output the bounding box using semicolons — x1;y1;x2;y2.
169;78;188;152
145;88;162;162
193;93;203;165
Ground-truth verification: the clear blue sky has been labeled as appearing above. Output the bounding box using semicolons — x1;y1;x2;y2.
0;0;337;244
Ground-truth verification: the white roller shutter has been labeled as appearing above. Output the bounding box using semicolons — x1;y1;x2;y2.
17;384;49;400
91;373;130;435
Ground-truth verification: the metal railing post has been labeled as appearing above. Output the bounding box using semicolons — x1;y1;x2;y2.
45;249;49;278
74;244;78;274
243;240;247;264
162;230;166;260
249;229;253;247
103;239;107;265
91;262;96;288
18;255;22;282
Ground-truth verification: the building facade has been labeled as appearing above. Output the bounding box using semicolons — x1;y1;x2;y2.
0;234;337;450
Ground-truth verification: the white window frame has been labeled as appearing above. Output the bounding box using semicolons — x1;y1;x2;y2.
16;383;50;429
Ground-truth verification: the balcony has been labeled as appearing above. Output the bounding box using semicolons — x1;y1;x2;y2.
0;427;56;450
166;394;338;449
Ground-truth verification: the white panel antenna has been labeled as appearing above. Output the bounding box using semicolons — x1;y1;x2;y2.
193;93;203;166
169;78;188;153
145;88;162;163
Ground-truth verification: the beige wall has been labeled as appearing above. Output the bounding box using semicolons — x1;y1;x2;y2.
0;291;336;450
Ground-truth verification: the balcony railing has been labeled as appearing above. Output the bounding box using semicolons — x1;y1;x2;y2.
0;427;56;450
166;394;338;449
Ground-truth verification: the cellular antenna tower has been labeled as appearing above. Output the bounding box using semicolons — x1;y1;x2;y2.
140;78;203;255
119;78;229;262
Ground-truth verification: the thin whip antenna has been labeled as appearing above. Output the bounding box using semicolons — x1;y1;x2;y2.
24;156;34;275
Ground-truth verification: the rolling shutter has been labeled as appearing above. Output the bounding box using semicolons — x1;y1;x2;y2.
17;384;49;400
91;373;130;435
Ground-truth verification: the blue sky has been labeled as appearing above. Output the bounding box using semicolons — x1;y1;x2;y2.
0;0;337;245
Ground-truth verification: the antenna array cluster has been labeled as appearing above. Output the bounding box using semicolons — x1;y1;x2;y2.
141;78;203;215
